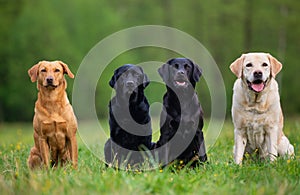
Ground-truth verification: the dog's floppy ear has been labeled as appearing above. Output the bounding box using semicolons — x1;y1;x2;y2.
109;66;123;88
158;63;169;82
58;61;74;78
158;59;173;82
191;62;202;83
267;53;282;78
230;54;245;78
137;66;150;88
109;65;129;88
109;72;117;88
143;73;150;88
28;61;41;82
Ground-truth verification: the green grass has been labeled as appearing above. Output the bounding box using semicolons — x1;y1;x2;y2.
0;118;300;195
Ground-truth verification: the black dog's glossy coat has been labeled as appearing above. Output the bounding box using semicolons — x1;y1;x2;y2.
155;58;207;167
104;64;153;167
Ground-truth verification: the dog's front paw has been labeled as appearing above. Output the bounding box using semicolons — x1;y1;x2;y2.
269;153;277;162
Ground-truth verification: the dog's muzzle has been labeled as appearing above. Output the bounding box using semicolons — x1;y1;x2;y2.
45;76;57;88
125;80;137;94
174;73;189;88
246;71;267;93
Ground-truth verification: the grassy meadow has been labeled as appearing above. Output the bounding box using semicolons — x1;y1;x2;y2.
0;118;299;195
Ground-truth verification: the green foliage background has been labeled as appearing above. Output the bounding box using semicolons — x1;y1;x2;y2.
0;0;300;121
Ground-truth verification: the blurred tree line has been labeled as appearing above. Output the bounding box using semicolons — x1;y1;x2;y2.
0;0;299;122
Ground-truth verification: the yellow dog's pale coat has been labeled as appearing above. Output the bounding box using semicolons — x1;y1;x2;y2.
230;53;294;164
27;60;78;169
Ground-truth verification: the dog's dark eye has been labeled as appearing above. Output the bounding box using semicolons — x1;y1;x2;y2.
184;64;190;70
133;72;139;77
55;69;60;72
174;64;179;69
262;63;268;67
246;63;253;67
41;69;46;72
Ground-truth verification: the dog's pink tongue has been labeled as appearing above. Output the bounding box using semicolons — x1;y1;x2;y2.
176;81;186;86
251;83;264;92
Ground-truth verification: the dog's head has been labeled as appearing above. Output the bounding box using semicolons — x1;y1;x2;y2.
28;60;74;90
230;53;282;93
109;64;149;95
158;58;202;89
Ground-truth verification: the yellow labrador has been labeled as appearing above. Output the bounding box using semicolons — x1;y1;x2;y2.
230;52;294;164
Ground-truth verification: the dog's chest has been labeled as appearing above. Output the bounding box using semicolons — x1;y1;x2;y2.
244;119;266;148
41;121;67;150
235;100;278;150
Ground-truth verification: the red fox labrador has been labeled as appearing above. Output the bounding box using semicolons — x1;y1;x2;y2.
27;60;78;169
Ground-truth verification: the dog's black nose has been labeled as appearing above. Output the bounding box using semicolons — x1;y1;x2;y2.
126;81;134;88
254;71;263;79
178;70;185;74
47;77;53;84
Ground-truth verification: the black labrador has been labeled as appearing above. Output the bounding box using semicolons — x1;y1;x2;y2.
155;58;207;167
104;64;153;168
